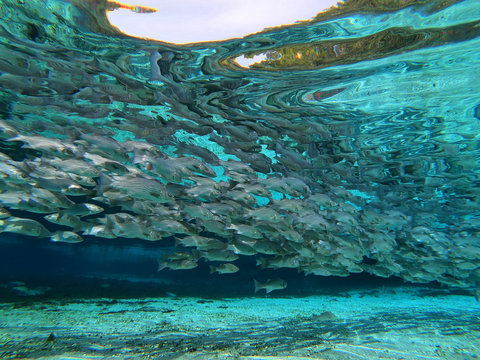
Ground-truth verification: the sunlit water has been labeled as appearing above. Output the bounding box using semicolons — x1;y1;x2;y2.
0;0;479;358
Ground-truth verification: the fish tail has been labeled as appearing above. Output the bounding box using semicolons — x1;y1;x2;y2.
103;219;115;236
96;172;112;195
72;219;88;233
254;279;262;294
132;151;147;165
50;231;60;242
178;200;185;210
157;259;167;272
192;249;201;261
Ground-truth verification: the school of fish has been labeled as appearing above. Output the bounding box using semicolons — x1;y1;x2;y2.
0;0;479;293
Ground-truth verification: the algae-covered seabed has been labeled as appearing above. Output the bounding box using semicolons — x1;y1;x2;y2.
1;287;479;359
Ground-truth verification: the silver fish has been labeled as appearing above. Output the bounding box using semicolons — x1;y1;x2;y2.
33;177;92;196
152;219;191;235
245;208;283;223
227;224;263;239
44;212;87;230
227;190;257;206
50;231;83;243
97;173;172;203
83;153;129;175
0;120;19;139
82;225;116;239
64;203;104;216
175;156;216;177
185;184;222;202
1;217;50;237
157;258;198;271
176;235;226;250
210;263;239;274
254;278;287;294
227;239;258;256
0;161;30;184
0;207;10;219
182;203;216;221
140;155;188;183
198;249;239;262
7;134;75;157
256;256;300;269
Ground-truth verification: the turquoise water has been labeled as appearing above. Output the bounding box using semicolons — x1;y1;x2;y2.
0;0;480;358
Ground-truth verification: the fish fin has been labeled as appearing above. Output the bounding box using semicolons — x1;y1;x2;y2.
96;172;112;195
103;220;114;234
178;201;185;211
21;161;35;175
17;199;28;207
228;180;239;189
255;258;265;269
72;223;85;232
226;244;236;253
72;149;85;160
157;259;167;272
50;231;60;242
132;151;147;165
192;220;203;232
66;127;82;141
209;266;216;274
6;135;25;143
192;249;201;261
144;161;154;171
254;279;261;294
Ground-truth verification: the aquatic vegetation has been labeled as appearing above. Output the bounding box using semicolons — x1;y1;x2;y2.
0;0;479;294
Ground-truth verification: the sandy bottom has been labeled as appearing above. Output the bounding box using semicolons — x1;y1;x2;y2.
1;286;479;359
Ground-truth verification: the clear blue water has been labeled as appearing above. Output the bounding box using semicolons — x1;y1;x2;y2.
0;0;479;291
0;0;480;358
